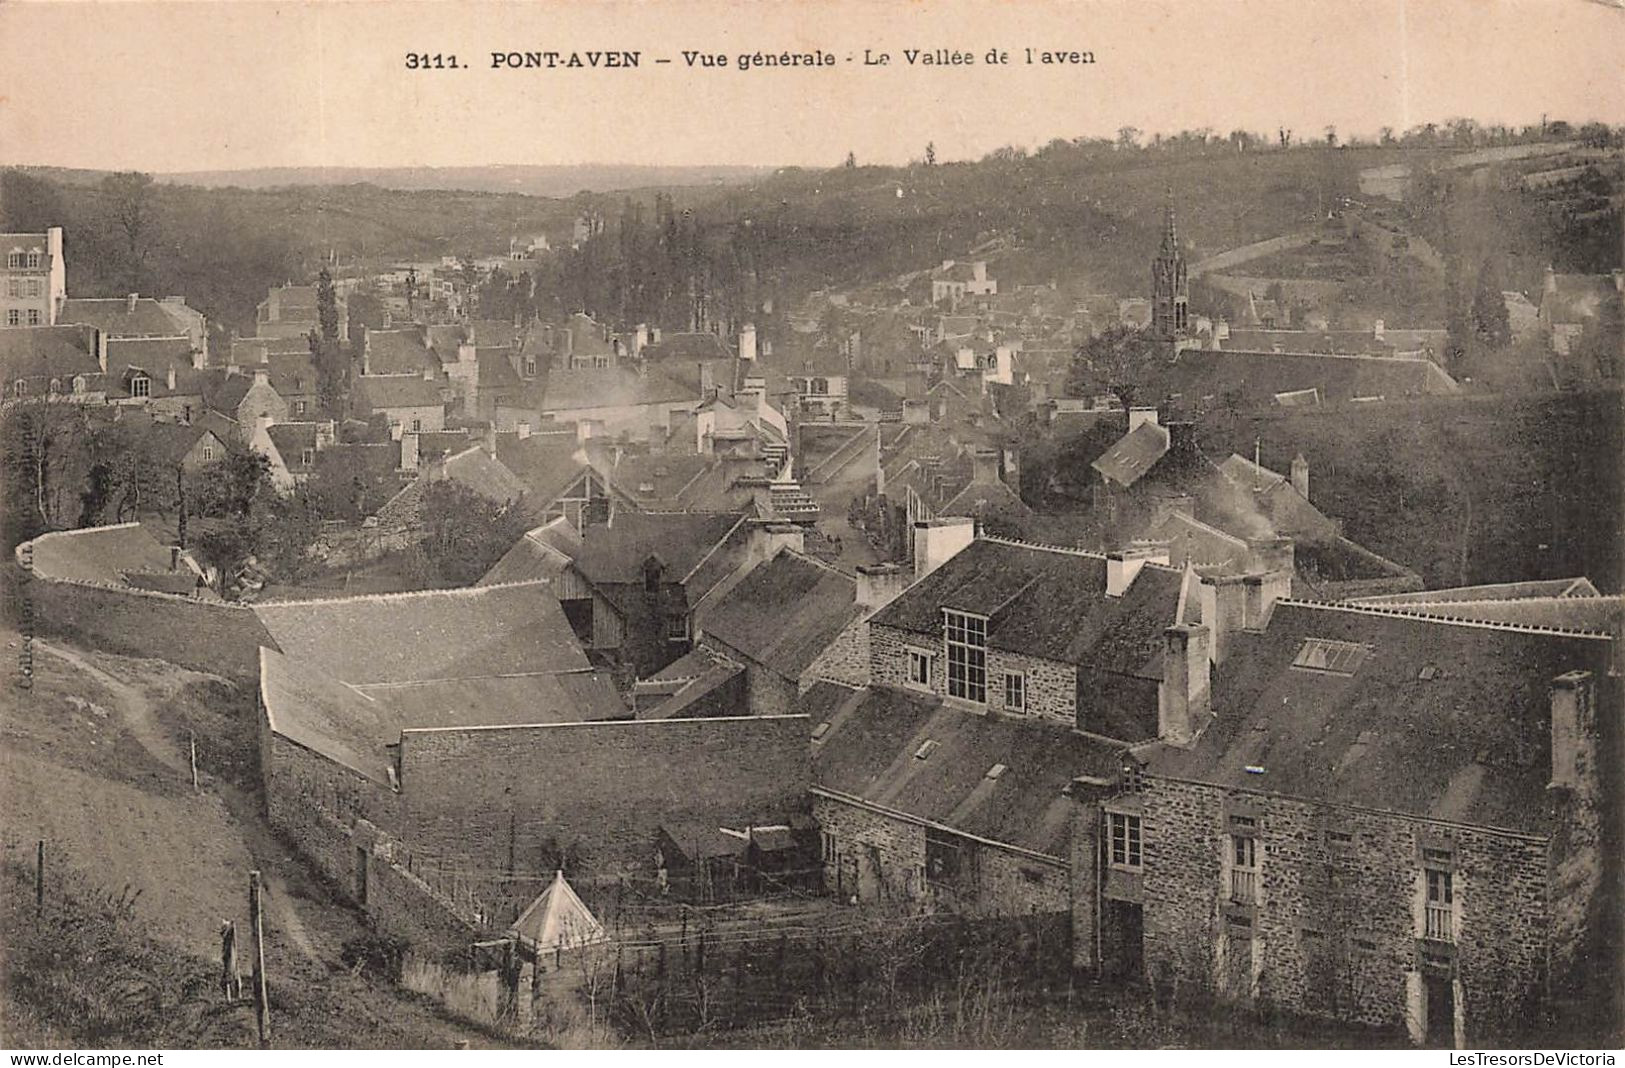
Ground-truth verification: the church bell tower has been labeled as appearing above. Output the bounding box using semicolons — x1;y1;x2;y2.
1151;193;1190;352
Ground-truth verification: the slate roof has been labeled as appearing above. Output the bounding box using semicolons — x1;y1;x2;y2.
104;336;196;375
1338;592;1625;632
1140;600;1619;835
645;332;730;361
700;551;858;682
495;435;595;502
1351;578;1602;604
437;445;528;504
364;329;437;375
25;523;175;586
58;297;192;337
254;582;590;685
266;352;319;397
1164;349;1459;406
869;538;1183;679
0;325;102;384
809;683;1124;859
354;669;626;726
572;512;747;593
542;366;696;411
267;424;319;470
477;519;583;586
353;373;444;411
259;647;400;783
478;348;521;389
145;421;225;466
939;476;1033;518
1091;421;1171;488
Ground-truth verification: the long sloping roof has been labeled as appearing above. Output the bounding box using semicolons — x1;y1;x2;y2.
59;297;194;337
26;523;175;586
869;538;1182;678
438;445;528;505
0;325;101;383
809;683;1123;859
254;582;591;685
1141;601;1618;835
700;552;858;682
259;647;399;783
477;519;583;587
1091;421;1171;487
572;512;746;589
1165;349;1459;406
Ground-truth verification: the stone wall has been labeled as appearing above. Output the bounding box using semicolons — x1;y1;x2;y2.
28;575;274;683
397;715;810;887
805;611;871;691
814;792;1069;917
1139;775;1551;1041
869;621;1077;722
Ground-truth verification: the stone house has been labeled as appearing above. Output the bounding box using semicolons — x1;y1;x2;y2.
1071;598;1618;1047
1;229;66;327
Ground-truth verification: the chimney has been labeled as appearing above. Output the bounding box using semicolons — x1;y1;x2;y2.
484;423;498;457
169;546;181;572
1157;623;1211;745
1612;268;1623;296
1550;671;1595;791
1246;536;1295;578
698;361;715;400
1544;264;1558;297
912;517;975;580
95;328;108;372
749;522;804;563
1199;575;1249;665
1000;445;1021;496
516;421;532;440
458;341;476;365
971;448;1000;484
399;431;420;472
1291;453;1310;500
316;420;336;449
739;323;757;362
1128;407;1160;433
1372;318;1385;341
855;563;907;610
126;293;139;314
1106;545;1167;596
166;364;176;391
252;367;269;387
1241;571;1290;630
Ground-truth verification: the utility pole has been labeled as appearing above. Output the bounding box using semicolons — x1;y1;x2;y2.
249;870;270;1048
35;839;45;918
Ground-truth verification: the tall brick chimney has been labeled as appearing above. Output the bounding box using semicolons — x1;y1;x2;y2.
1158;623;1211;745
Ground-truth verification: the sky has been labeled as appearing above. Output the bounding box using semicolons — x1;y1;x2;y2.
2;0;1623;173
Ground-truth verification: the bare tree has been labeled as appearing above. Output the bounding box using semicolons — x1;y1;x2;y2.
102;172;156;292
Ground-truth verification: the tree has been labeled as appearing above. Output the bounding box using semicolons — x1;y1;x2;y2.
924;142;936;166
1470;257;1511;349
101;171;156;292
1116;126;1141;150
1064;325;1163;410
843;152;857;169
316;268;341;344
417;481;532;585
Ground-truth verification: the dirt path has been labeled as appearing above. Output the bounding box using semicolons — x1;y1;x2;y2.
35;640;187;775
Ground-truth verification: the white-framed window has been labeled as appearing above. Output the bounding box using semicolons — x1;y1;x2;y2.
26;309;40;326
821;831;836;864
72;375;86;394
5;252;21;269
301;448;316;467
294;401;307;415
130;376;151;399
944;609;987;704
5;278;18;297
25;252;41;269
524;356;537;377
47;377;60;393
1109;812;1142;869
1003;671;1026;712
1230;833;1259;903
5;310;18;327
666;614;690;642
201;444;215;462
906;649;933;688
12;379;26;399
410;417;422;432
26;279;41;297
1424;867;1454;942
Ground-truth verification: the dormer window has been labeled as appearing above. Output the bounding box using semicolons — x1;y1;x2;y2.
642;556;663;595
943;609;987;705
12;379;26;399
5;252;21;269
301;448;316;467
25;252;41;269
130;375;151;399
72;375;86;394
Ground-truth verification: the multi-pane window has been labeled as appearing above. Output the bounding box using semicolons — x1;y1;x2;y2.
1109;813;1142;869
25;252;41;268
130;376;151;399
907;649;932;688
1230;834;1258;902
5;310;18;326
1425;867;1454;942
666;614;690;642
944;609;987;704
26;310;40;326
1003;672;1025;712
5;253;21;269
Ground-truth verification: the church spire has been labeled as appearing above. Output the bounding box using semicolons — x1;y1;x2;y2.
1151;189;1190;348
1160;188;1178;257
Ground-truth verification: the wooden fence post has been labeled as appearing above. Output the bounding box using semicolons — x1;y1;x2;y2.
249;870;270;1048
35;839;44;919
189;730;199;790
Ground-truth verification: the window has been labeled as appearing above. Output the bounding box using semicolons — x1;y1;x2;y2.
811;377;829;395
1109;813;1142;869
906;649;933;688
1003;672;1026;712
294;401;307;415
5;310;18;326
1122;763;1144;792
1292;638;1371;675
5;252;20;269
301;448;316;467
25;252;41;269
1230;834;1258;903
524;356;537;377
665;614;690;642
1425;868;1454;942
11;379;25;399
26;279;41;297
130;376;151;399
72;376;86;394
925;828;970;884
202;444;215;462
944;609;987;704
821;831;836;863
5;278;17;297
26;309;40;326
410;417;422;432
48;377;60;393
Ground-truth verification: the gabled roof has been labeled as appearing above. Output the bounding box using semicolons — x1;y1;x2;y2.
145;420;226;466
1352;577;1602;604
364;329;437;376
1141;600;1618;835
25;522;175;586
353;373;443;411
58;297;196;337
809;683;1123;859
870;537;1182;678
104;336;195;376
0;325;101;383
437;445;527;504
645;332;730;361
477;518;583;586
259;647;400;784
701;551;858;682
266;423;319;469
254;582;591;685
1091;421;1170;487
572;512;747;594
939;476;1032;518
495;435;597;502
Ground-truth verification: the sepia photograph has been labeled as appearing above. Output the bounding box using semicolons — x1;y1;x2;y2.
0;0;1621;1055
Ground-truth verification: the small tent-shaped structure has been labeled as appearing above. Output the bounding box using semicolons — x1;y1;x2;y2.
509;871;607;958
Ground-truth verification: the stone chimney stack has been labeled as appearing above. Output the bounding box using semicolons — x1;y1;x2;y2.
399;431;420;472
1198;574;1250;665
912;517;975;581
855;563;908;610
484;422;498;457
1291;453;1310;500
95;328;109;373
1106;545;1168;597
1372;318;1385;341
166;364;177;391
1158;623;1211;746
252;367;269;387
739;322;757;362
971;448;1000;484
126;293;139;314
749;521;804;564
1550;671;1596;791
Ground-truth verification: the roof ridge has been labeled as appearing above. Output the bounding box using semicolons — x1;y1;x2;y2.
1351;594;1625;609
980;534;1107;561
1277;598;1617;639
25;521;148;546
782;548;856;581
255;579;553;610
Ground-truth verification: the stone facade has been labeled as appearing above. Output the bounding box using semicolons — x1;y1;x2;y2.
804;611;871;691
813;793;1069;917
1132;775;1552;1043
869;620;1078;723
